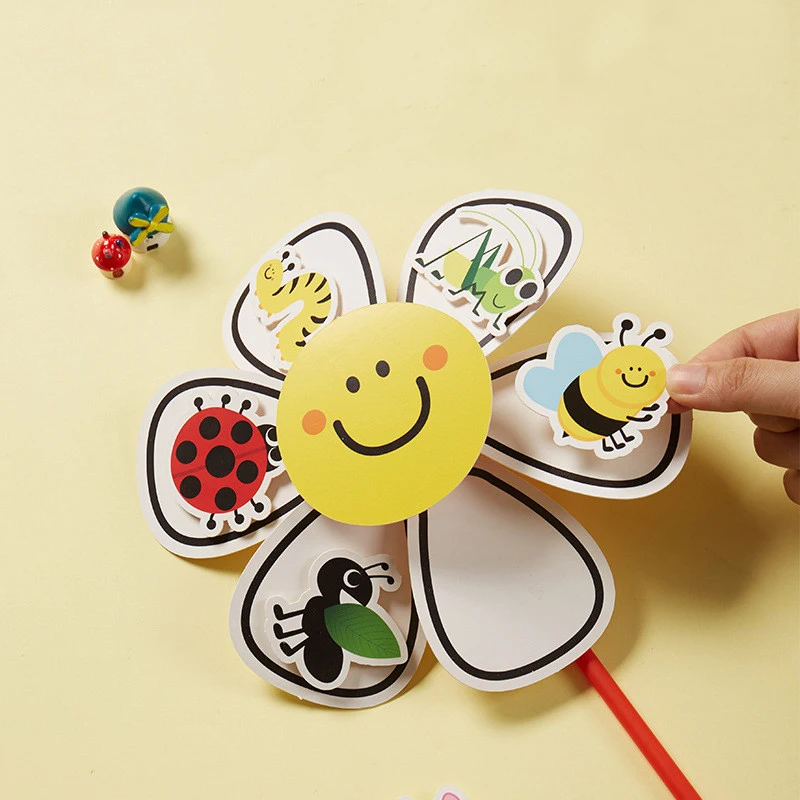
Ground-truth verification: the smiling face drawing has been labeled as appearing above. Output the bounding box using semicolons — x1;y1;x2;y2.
597;345;666;408
277;303;492;525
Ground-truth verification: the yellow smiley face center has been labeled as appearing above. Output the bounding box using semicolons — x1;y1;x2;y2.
277;303;492;525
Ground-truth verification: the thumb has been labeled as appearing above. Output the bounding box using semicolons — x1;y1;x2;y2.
667;358;800;417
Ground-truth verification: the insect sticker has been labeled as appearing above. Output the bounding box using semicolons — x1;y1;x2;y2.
253;245;339;369
515;314;675;459
169;387;284;533
266;551;408;691
412;204;544;334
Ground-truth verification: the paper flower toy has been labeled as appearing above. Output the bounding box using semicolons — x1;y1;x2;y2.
137;191;692;709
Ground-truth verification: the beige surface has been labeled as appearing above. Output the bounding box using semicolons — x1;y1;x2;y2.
1;1;798;797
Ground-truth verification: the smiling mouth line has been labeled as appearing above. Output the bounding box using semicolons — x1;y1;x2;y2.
621;374;649;388
332;376;431;456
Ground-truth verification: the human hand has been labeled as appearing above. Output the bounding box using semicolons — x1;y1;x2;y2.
666;310;800;504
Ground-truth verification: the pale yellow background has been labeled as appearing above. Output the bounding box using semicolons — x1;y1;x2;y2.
1;1;798;797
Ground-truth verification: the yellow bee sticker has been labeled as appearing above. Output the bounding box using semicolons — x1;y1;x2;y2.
515;314;674;459
276;302;492;525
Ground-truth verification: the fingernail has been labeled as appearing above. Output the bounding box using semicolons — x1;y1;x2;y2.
667;363;707;394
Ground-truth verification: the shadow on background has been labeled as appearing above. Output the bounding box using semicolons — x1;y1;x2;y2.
114;227;194;292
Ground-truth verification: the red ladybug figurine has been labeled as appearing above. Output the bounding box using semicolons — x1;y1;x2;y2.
92;231;132;278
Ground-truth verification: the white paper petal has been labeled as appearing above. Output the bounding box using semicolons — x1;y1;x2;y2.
223;213;386;377
398;191;582;355
484;344;692;498
137;369;302;558
407;457;614;692
230;505;426;708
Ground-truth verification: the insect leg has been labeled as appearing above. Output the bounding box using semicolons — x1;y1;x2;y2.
272;623;304;640
612;433;626;450
280;639;308;657
272;603;303;621
602;438;614;453
620;428;635;443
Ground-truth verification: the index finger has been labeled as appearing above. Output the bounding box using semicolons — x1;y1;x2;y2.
692;309;799;364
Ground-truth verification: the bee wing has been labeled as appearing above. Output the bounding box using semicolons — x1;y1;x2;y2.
516;329;604;413
398;190;582;354
229;506;426;709
137;369;302;558
407;458;614;692
484;337;692;498
224;214;386;378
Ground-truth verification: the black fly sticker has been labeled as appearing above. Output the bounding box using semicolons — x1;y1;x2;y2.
266;551;407;690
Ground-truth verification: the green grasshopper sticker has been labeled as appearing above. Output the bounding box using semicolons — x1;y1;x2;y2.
413;205;544;334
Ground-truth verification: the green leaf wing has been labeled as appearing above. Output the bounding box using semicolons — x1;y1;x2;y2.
323;604;402;660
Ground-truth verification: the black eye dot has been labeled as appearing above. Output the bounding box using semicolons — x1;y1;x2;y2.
638;367;642;371
518;281;538;299
376;360;390;377
504;268;523;285
346;376;360;393
629;367;633;371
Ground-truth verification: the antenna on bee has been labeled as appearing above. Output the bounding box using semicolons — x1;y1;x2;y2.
618;318;635;346
641;328;667;348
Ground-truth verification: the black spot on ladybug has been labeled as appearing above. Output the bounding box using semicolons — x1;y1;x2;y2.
175;440;197;464
206;445;235;478
215;487;237;511
180;476;202;499
231;420;253;444
199;416;221;440
237;460;259;484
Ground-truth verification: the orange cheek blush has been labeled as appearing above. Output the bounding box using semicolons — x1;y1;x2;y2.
649;370;656;377
423;344;448;371
615;368;622;374
302;409;327;435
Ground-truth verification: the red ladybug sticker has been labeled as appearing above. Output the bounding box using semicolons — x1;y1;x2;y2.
169;394;281;531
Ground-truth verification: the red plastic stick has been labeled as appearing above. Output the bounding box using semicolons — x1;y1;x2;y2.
575;649;702;800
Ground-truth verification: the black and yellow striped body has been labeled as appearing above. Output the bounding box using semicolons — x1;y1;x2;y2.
255;259;333;363
557;368;631;442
